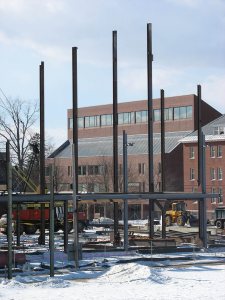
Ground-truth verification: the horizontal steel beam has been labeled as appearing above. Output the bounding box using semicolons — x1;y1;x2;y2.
0;192;219;203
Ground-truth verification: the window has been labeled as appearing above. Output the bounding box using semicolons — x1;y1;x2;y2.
68;117;84;128
154;108;173;121
153;109;160;121
217;168;223;180
85;115;100;128
101;114;112;126
217;145;222;157
210;168;216;180
174;106;192;120
186;106;192;118
78;165;86;176
189;147;195;159
190;168;195;180
118;112;135;125
211;187;217;203
68;166;72;177
138;163;145;175
218;187;223;203
45;166;50;176
210;146;215;158
213;126;225;135
164;108;173;120
88;165;104;175
78;117;84;128
68;118;73;129
78;183;87;193
136;110;148;123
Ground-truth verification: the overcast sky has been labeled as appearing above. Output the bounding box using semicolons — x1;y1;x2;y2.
0;0;224;147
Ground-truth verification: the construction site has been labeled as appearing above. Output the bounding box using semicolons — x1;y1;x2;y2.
0;23;225;281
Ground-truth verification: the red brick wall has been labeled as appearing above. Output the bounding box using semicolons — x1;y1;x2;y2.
183;141;225;219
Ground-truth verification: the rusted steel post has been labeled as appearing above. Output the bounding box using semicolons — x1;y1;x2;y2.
147;23;154;238
112;30;119;240
39;61;46;245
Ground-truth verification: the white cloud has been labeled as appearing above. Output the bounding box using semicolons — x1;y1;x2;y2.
0;31;69;62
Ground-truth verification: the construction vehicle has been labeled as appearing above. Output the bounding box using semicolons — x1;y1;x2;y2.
215;207;225;229
165;201;193;226
0;202;88;235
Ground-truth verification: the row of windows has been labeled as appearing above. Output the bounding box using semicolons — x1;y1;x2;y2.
68;165;105;176
154;106;192;121
189;145;222;159
68;105;193;129
189;168;223;181
191;186;223;203
68;163;147;177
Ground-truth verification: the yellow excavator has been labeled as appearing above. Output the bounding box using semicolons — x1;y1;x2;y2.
165;201;192;226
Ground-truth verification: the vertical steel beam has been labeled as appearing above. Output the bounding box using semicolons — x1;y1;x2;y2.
147;23;154;238
63;200;68;253
160;89;166;239
39;61;46;245
6;140;12;279
49;165;54;277
72;47;79;194
72;47;79;269
123;130;129;251
112;30;119;238
197;85;207;247
16;204;21;246
201;133;207;248
197;85;203;187
160;89;165;192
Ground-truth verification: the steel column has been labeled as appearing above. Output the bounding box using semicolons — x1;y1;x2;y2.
6;140;12;279
49;165;54;277
63;200;68;253
160;89;166;239
72;47;79;269
160;89;165;192
16;203;21;246
39;61;46;245
123;131;129;251
112;30;119;238
147;23;154;238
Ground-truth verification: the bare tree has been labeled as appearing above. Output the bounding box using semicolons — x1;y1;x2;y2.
0;90;38;169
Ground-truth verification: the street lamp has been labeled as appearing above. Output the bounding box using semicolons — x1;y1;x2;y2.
123;130;134;251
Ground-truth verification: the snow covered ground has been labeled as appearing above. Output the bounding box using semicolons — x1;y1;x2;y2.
1;249;225;300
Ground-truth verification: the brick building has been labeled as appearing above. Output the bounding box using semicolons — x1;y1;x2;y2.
47;94;222;219
181;115;225;220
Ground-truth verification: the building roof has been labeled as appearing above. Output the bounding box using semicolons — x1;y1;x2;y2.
49;131;191;159
180;114;225;143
